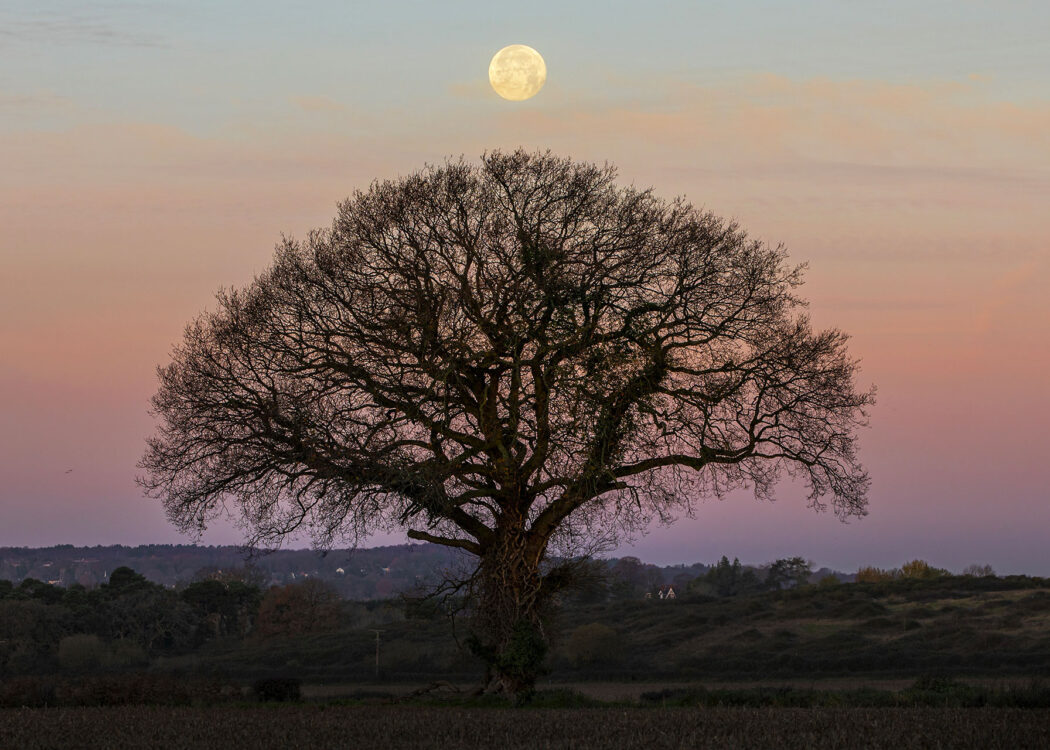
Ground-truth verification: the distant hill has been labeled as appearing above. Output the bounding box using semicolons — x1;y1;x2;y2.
0;544;850;600
162;572;1050;683
0;544;464;599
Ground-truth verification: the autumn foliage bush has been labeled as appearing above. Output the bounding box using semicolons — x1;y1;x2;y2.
254;579;342;639
855;567;898;583
899;560;949;580
855;560;948;583
564;623;621;667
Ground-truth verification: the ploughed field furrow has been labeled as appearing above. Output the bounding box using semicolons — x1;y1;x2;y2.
2;706;1049;750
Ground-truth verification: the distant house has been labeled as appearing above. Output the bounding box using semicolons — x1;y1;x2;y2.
644;585;678;600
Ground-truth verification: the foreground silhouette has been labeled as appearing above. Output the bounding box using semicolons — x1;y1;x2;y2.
141;149;873;694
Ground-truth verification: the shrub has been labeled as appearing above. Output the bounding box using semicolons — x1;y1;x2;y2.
57;635;148;673
106;639;149;669
0;674;227;708
255;580;342;639
963;564;996;577
525;689;603;708
5;642;49;674
564;623;620;667
994;679;1050;708
61;674;223;706
856;567;897;583
0;677;57;707
253;677;302;702
900;560;948;580
58;634;106;672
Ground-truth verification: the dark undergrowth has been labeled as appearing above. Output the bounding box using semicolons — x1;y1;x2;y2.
6;674;1050;710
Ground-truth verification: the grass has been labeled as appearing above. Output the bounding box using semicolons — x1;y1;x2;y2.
541;577;1050;681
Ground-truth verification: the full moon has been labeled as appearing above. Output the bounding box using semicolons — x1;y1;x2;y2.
488;44;546;101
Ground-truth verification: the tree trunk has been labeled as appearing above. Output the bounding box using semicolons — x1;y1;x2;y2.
471;529;549;697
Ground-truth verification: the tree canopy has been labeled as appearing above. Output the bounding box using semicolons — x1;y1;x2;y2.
140;149;874;692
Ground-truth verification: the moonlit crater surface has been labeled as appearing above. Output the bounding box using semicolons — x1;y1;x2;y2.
489;44;547;101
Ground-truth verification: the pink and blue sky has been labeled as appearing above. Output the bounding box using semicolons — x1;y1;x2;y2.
2;1;1048;572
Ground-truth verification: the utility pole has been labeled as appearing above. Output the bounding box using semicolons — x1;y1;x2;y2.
369;629;384;679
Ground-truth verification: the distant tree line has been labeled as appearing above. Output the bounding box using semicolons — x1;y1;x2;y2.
565;555;820;602
0;567;333;677
0;543;463;599
854;560;995;583
563;556;1004;604
0;555;1021;681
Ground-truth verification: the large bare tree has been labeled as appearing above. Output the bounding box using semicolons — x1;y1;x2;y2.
141;150;874;693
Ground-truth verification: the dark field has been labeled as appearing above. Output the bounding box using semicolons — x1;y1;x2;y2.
3;705;1049;749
